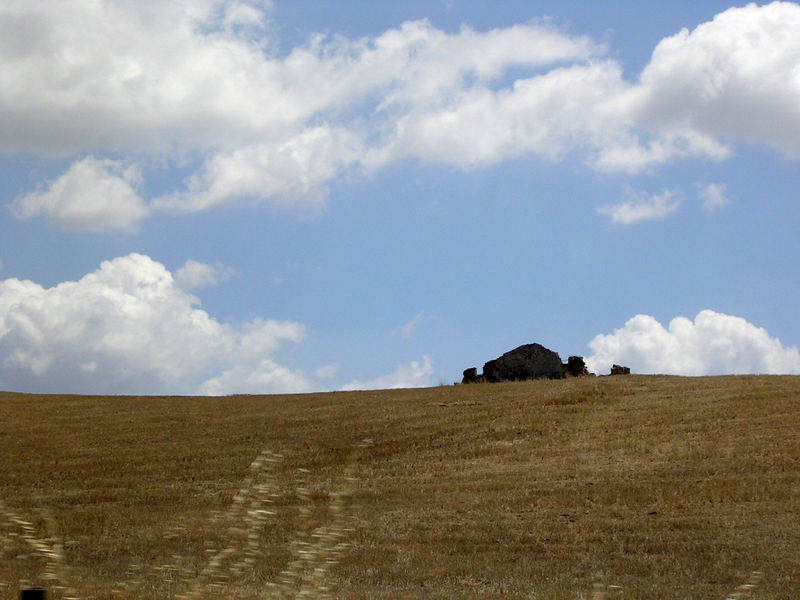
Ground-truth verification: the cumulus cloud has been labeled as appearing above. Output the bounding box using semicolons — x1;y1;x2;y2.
635;1;800;158
2;2;800;214
699;182;729;211
0;253;312;394
586;310;800;376
0;0;286;154
175;259;236;290
341;355;434;390
597;189;681;225
9;157;149;232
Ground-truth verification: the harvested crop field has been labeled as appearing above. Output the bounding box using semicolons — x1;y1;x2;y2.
1;375;799;599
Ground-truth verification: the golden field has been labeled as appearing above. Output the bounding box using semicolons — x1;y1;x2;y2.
1;375;798;599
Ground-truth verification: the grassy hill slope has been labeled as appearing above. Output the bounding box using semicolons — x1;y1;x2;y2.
1;375;798;599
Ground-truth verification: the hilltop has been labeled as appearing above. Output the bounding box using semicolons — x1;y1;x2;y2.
1;375;798;599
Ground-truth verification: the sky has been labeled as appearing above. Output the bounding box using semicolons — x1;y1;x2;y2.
1;0;800;395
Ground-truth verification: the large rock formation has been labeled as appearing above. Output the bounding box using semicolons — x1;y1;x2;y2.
461;344;595;383
482;343;566;382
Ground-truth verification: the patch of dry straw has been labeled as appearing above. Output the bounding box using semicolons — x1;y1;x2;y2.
2;441;370;600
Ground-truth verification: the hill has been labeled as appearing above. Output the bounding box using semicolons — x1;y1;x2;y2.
1;375;798;599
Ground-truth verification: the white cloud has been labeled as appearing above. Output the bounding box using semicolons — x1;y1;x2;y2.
699;182;729;211
153;126;363;212
597;189;680;225
586;310;800;376
175;260;218;290
283;19;597;120
175;259;236;290
591;132;731;173
2;2;800;215
220;1;272;33
341;355;434;390
197;358;314;396
367;60;634;169
9;157;149;232
314;364;339;379
0;253;311;394
0;0;287;154
0;1;608;213
400;311;425;338
635;1;800;158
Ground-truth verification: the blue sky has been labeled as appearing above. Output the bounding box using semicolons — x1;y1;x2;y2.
1;0;799;394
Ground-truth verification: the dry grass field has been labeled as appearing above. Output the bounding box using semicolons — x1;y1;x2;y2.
1;375;798;599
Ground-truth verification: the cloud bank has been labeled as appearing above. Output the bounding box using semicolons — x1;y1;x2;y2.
0;253;313;395
341;355;434;391
586;310;800;376
3;2;800;229
0;254;437;394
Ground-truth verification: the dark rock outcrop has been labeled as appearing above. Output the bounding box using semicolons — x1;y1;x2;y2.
461;344;596;383
610;364;631;375
482;343;566;382
462;367;483;384
565;355;590;377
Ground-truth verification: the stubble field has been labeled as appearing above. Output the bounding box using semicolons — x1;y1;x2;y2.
1;375;798;599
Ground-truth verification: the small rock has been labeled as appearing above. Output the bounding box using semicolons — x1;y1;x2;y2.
565;355;590;377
